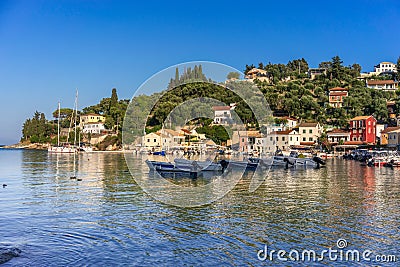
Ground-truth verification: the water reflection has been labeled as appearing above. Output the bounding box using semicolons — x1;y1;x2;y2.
0;150;399;266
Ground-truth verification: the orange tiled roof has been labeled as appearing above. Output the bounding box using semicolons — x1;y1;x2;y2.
329;87;348;91
350;115;373;121
212;106;231;111
381;127;400;134
367;80;397;85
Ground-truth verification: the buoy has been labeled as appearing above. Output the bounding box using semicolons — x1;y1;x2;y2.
2;184;7;188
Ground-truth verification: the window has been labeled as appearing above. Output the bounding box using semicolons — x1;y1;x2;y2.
276;137;279;141
303;129;306;134
147;139;150;142
303;137;306;141
309;129;312;134
242;138;244;142
297;137;299;141
282;146;285;150
290;137;292;141
270;137;273;141
309;137;313;141
282;137;285;141
154;139;156;142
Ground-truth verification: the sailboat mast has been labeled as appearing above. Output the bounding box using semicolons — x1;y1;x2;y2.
74;89;78;147
57;101;61;147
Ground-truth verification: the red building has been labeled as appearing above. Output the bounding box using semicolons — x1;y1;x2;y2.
349;115;377;144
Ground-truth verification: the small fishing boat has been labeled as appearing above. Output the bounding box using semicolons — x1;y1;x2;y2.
174;158;222;171
153;150;166;156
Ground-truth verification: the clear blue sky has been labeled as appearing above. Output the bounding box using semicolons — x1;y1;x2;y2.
0;0;399;145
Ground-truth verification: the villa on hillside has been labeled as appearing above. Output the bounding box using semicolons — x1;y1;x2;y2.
328;87;348;108
266;117;298;133
308;68;327;79
366;80;398;91
371;61;397;75
244;68;270;82
212;103;236;124
80;114;106;128
82;122;106;134
360;61;397;78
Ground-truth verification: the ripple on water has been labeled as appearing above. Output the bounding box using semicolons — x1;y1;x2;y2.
1;151;400;266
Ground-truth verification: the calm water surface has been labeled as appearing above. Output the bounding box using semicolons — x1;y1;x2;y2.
0;149;399;266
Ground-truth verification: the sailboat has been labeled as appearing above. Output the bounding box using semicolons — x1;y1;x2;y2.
48;92;79;153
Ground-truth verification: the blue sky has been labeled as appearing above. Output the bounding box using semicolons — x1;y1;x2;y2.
0;0;399;144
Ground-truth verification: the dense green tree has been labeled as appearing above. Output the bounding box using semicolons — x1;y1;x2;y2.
244;64;256;74
397;57;400;80
110;88;118;109
22;111;54;143
227;72;240;80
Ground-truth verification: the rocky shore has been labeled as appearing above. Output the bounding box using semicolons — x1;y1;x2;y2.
3;142;48;150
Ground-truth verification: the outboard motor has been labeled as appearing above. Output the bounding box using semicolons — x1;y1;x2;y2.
312;156;326;169
367;158;374;167
283;157;294;169
220;160;229;172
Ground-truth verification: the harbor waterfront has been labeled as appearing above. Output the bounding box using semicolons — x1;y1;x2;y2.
0;149;399;265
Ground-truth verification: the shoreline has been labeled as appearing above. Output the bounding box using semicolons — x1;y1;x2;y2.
1;142;125;152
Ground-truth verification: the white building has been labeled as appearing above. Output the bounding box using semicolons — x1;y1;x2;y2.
82;122;105;134
256;129;300;154
373;61;397;74
80;113;106;128
298;122;323;144
387;128;400;147
326;129;350;144
376;124;386;140
158;129;185;150
264;117;298;134
366;80;398;91
143;132;161;149
212;103;236;124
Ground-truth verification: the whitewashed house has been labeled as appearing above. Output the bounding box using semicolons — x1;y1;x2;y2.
82;122;105;134
298;122;323;145
212;103;236;124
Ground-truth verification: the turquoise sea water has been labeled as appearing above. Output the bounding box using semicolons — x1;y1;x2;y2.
0;149;399;266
